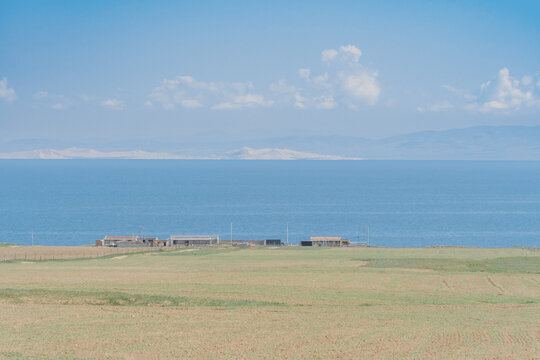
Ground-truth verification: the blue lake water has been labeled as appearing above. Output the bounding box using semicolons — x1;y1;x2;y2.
1;160;540;247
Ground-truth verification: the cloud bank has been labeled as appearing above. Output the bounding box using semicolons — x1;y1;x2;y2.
146;45;380;111
419;68;540;114
146;75;272;110
100;98;125;110
275;44;380;109
467;68;539;113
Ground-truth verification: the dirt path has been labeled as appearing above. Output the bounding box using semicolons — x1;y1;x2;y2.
486;276;505;294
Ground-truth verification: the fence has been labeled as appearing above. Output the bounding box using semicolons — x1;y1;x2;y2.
0;245;185;262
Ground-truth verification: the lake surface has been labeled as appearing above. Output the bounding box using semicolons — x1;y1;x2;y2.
1;160;540;247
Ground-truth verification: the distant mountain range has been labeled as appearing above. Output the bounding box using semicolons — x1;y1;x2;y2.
0;146;360;160
221;147;361;160
0;148;190;160
2;126;540;160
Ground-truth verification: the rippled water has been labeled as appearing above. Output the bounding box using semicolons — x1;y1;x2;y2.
1;160;540;247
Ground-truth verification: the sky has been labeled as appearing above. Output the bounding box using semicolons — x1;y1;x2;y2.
1;0;539;144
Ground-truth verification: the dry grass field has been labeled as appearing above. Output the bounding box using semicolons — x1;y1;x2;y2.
0;244;175;261
0;246;538;359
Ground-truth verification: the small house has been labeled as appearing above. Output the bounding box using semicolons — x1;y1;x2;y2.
169;235;219;246
301;237;350;247
96;235;166;247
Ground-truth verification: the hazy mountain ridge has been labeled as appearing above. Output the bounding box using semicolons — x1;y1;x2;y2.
221;147;361;160
0;147;358;160
2;126;540;160
0;148;196;159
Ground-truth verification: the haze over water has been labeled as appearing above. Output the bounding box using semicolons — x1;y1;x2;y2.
1;159;540;247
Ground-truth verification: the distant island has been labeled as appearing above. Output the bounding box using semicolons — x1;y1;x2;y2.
0;146;361;160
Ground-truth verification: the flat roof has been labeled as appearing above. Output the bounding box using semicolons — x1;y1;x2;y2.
170;235;217;239
104;236;138;240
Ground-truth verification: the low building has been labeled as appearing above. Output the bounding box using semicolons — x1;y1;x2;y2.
97;236;139;247
300;237;350;247
264;239;282;246
140;236;168;247
229;239;282;246
96;235;167;247
169;235;219;246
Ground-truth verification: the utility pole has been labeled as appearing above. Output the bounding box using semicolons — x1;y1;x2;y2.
367;225;370;247
286;222;289;245
31;230;34;247
230;222;233;245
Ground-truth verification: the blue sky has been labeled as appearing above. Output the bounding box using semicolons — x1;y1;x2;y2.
1;0;539;143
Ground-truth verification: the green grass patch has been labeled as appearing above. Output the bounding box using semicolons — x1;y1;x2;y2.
158;248;241;257
0;352;94;360
354;256;540;273
0;353;40;360
0;288;284;308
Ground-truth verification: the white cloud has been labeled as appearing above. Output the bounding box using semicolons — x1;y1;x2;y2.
323;45;363;64
321;49;338;62
175;75;224;92
467;68;537;113
148;76;217;109
276;45;379;109
34;91;48;99
149;75;266;110
321;45;380;105
339;45;362;62
312;72;329;86
341;71;380;105
522;76;532;86
298;68;311;81
181;99;203;108
0;77;16;102
211;102;241;110
314;95;338;109
149;45;380;112
234;94;273;107
51;103;66;110
424;68;540;114
100;98;125;110
293;93;307;109
269;80;307;109
212;94;273;110
230;82;254;93
269;79;296;95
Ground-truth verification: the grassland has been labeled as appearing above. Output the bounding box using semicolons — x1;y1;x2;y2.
0;246;538;359
0;245;168;261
